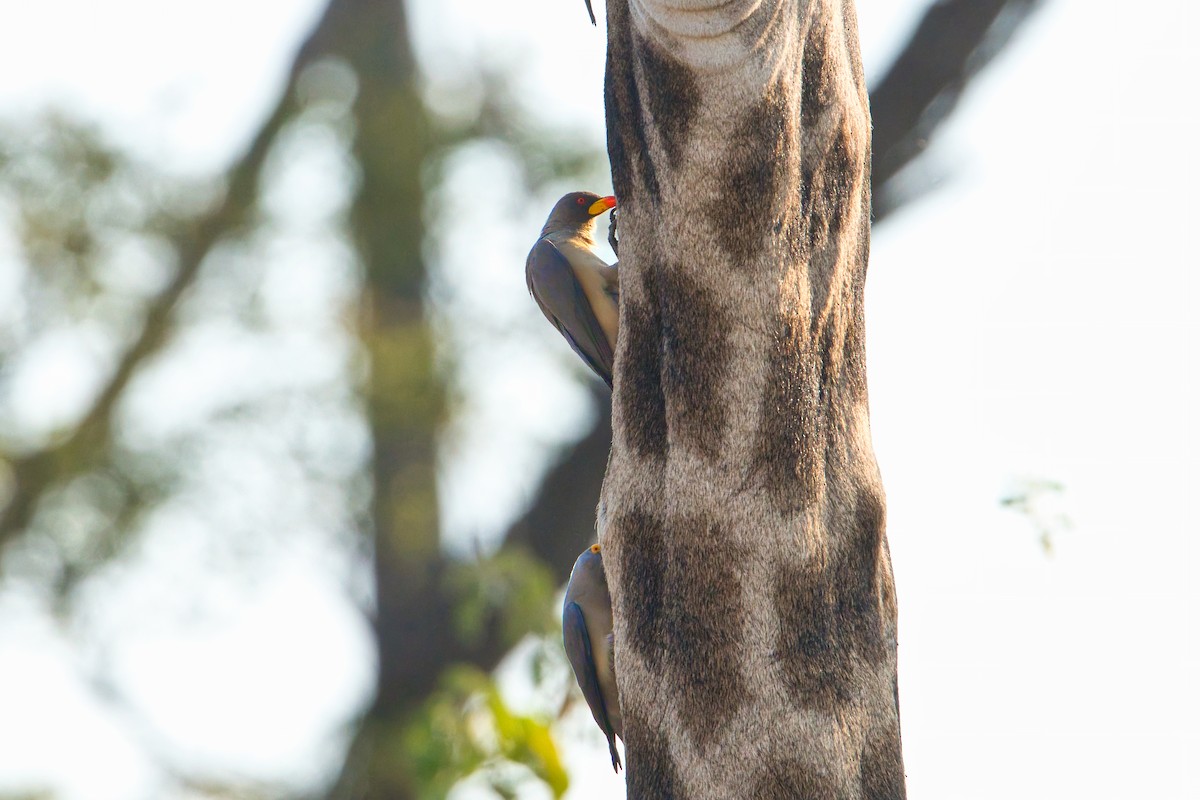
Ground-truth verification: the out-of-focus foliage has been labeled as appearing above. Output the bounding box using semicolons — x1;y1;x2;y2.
0;80;374;798
1001;477;1071;554
0;118;195;592
448;548;557;650
423;61;603;197
403;665;569;800
0;97;366;561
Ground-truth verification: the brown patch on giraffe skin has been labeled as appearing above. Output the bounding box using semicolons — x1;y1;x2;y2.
803;126;858;258
752;757;843;800
615;510;668;670
709;90;790;266
832;490;888;668
772;558;854;710
659;266;730;460
772;491;894;710
752;127;870;512
795;162;816;262
813;197;872;419
861;718;907;799
604;10;660;204
658;515;749;749
801;15;832;132
751;313;824;513
814;318;840;407
624;722;687;798
636;35;700;169
616;511;749;750
620;270;668;461
823;127;857;241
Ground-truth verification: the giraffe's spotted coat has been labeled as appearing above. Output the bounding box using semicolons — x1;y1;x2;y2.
833;490;889;667
751;756;845;800
625;723;687;798
601;0;904;795
620;271;668;461
615;510;749;747
605;13;660;205
771;488;891;710
657;515;748;747
709;90;792;266
751;311;824;512
772;556;853;710
637;35;701;168
660;267;731;461
802;13;832;128
616;509;668;668
861;719;907;800
806;126;858;254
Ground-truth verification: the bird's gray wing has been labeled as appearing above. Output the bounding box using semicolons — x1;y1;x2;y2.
526;238;614;387
563;601;622;772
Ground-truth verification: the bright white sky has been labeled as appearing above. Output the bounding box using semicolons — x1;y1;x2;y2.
0;0;1198;799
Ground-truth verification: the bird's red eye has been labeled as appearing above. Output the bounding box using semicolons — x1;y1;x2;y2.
576;197;587;205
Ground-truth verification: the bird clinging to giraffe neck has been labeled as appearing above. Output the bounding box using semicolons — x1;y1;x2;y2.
562;543;622;772
526;191;620;386
597;0;906;797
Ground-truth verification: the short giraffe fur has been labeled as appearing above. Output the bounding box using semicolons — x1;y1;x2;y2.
598;0;905;796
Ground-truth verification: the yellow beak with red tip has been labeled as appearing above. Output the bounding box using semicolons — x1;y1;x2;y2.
588;196;617;216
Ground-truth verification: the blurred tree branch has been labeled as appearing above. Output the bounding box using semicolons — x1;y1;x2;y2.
871;0;1046;220
0;10;328;546
299;1;563;796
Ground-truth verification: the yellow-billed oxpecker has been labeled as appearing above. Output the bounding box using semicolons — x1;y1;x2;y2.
526;191;618;387
563;543;622;771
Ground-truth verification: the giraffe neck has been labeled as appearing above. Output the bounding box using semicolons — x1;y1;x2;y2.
601;1;905;796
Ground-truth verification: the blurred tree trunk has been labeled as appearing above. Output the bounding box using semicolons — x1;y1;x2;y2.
306;1;556;796
302;1;445;796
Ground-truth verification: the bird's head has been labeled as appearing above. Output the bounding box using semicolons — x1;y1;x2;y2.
569;542;608;585
543;191;617;237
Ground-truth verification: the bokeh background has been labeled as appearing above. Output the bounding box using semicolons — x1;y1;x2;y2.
0;0;1196;798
